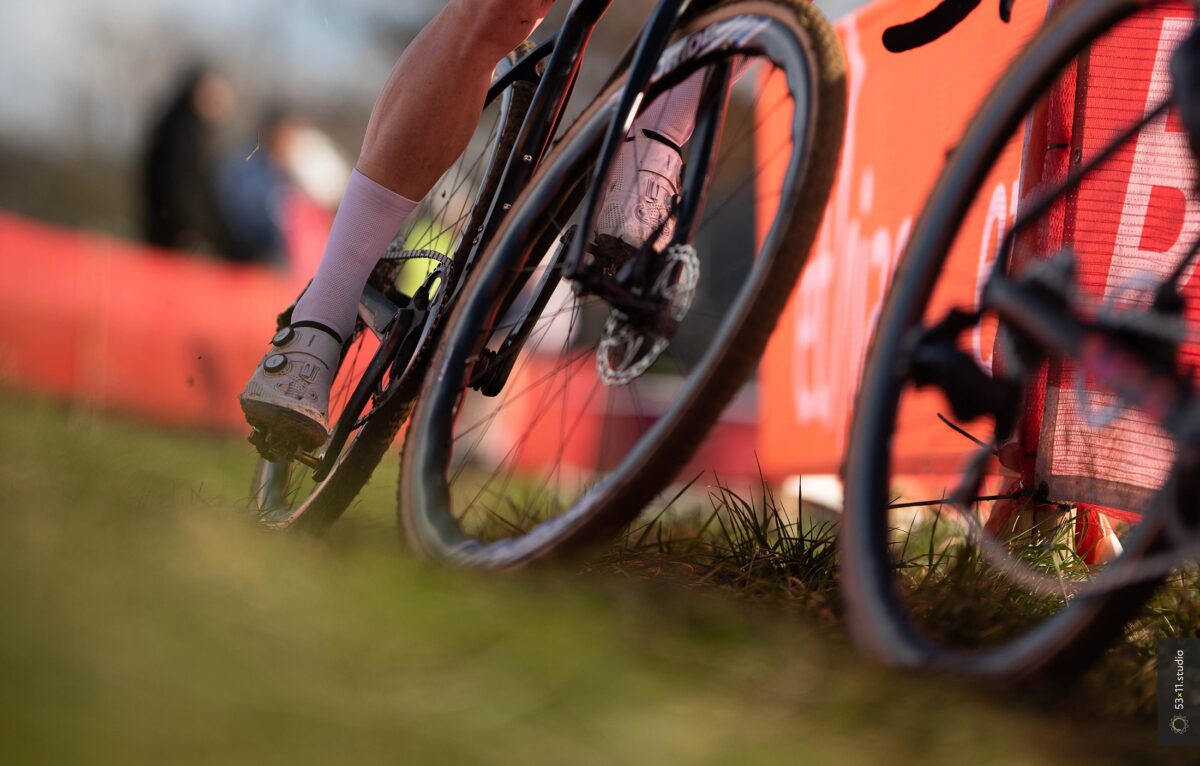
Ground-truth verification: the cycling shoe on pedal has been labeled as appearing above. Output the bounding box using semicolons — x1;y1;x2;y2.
597;130;683;254
239;323;343;452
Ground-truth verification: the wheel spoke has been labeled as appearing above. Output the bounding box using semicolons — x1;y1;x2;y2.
399;18;841;565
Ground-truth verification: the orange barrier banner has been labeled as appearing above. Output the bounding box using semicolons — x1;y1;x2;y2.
0;211;306;430
758;0;1051;476
1032;2;1199;514
0;206;765;476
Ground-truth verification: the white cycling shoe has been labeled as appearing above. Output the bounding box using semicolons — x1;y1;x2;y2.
595;130;684;258
239;324;343;451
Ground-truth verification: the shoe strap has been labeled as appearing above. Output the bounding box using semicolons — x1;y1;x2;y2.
641;129;683;155
290;321;344;346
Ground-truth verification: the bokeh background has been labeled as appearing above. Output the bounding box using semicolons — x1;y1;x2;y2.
0;0;868;237
1;2;1182;763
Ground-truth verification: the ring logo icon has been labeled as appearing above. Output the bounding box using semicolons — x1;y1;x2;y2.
1160;640;1200;746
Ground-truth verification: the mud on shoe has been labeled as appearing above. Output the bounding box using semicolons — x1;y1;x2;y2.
240;324;344;453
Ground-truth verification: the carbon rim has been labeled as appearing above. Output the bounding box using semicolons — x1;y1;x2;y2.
401;4;835;567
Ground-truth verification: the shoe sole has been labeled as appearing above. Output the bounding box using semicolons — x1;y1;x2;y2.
240;399;329;453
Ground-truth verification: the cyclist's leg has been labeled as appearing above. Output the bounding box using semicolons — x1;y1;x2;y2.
598;59;752;251
241;0;556;446
599;71;706;252
296;0;557;342
241;0;730;445
358;0;556;200
297;7;734;343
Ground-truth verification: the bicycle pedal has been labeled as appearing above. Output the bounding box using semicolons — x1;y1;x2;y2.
908;309;1022;439
248;426;312;465
589;234;639;278
293;451;323;470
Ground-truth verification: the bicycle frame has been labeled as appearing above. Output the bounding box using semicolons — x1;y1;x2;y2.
467;1;740;397
313;0;712;478
453;0;697;306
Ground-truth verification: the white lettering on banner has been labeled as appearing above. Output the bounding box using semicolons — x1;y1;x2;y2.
1109;17;1199;294
790;20;912;441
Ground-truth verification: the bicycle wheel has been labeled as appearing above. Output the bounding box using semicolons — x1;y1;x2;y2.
841;0;1197;681
398;0;846;567
249;45;537;532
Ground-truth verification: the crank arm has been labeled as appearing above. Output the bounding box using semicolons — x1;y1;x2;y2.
313;304;417;482
359;284;405;340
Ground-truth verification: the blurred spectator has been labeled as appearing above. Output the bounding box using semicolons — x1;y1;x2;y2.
277;119;352;212
216;111;293;266
140;65;237;256
217;110;350;267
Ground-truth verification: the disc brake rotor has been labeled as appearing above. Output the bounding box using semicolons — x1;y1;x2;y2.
597;244;700;386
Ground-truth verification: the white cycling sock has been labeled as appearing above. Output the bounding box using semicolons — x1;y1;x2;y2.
292;169;419;342
631;59;753;150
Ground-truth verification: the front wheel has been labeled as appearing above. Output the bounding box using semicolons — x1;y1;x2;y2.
398;0;847;567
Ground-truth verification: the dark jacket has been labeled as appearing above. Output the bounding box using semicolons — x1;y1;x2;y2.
140;70;236;256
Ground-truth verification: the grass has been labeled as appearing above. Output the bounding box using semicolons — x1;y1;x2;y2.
600;476;841;624
0;391;1191;764
610;479;1200;720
